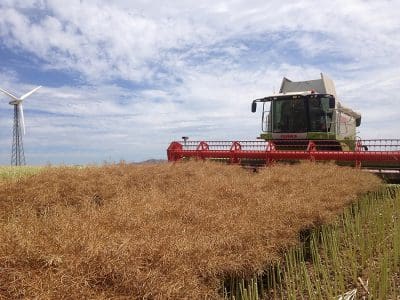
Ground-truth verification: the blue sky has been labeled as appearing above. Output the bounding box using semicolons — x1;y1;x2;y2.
0;0;399;165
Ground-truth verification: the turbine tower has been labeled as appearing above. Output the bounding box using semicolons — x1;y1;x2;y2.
0;86;41;166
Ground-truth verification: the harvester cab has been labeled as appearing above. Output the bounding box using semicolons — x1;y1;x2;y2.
251;73;361;150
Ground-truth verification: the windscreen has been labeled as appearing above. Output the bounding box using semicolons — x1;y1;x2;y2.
308;96;332;132
272;97;307;133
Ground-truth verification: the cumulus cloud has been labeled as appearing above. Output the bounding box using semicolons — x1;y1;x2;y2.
0;0;399;164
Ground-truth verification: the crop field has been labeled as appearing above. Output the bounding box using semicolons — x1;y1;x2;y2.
0;162;384;299
0;166;43;180
236;186;400;299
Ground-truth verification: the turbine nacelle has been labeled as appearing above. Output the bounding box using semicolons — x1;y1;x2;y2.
9;100;23;105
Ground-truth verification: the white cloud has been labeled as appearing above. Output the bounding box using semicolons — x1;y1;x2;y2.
0;0;399;164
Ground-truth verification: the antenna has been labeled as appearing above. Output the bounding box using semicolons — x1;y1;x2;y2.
0;86;41;166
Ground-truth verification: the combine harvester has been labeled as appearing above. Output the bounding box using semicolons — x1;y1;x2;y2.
167;74;400;182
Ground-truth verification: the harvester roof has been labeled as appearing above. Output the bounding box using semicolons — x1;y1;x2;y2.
279;73;337;98
279;73;360;119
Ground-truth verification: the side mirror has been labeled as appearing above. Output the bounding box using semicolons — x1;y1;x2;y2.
329;97;335;109
251;101;257;113
356;116;361;127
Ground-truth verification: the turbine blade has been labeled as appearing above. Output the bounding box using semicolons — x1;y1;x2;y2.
0;87;20;101
18;104;26;135
20;86;42;100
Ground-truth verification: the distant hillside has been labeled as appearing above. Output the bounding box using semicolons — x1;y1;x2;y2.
136;159;166;164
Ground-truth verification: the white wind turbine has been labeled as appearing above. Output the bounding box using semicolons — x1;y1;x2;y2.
0;86;41;166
